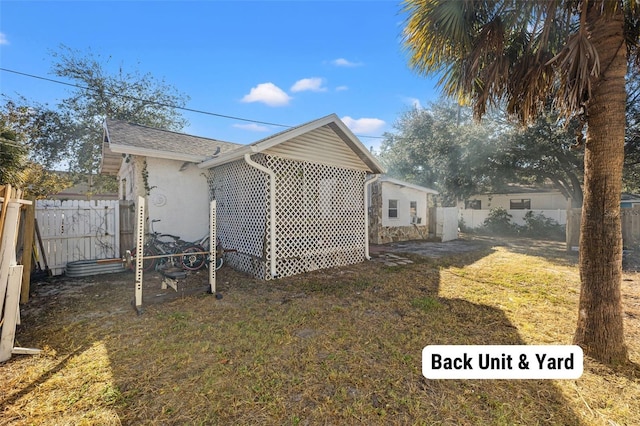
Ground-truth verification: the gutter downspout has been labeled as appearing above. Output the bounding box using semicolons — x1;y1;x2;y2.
364;174;379;260
244;153;278;278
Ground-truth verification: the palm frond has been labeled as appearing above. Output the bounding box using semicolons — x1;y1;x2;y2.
548;29;600;114
402;0;475;73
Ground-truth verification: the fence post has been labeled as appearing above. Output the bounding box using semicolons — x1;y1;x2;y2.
566;208;581;252
20;199;35;303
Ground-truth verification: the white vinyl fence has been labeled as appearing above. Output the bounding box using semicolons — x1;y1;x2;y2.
435;207;459;242
459;209;567;229
35;200;120;275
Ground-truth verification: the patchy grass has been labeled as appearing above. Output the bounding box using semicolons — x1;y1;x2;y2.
1;236;639;425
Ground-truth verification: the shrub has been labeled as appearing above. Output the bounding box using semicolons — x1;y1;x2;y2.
519;211;565;240
481;207;517;235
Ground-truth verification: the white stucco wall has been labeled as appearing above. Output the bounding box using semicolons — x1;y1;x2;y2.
381;181;428;227
123;157;209;242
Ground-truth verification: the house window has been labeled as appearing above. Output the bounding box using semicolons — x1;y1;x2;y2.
466;199;481;210
510;199;531;209
410;201;417;218
388;199;398;218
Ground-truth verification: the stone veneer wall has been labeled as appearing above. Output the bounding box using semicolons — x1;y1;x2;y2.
369;181;432;244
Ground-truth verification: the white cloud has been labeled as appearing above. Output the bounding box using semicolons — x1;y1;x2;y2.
0;33;8;45
291;77;327;93
335;85;349;92
331;58;363;67
405;97;422;109
341;116;386;135
241;82;292;107
233;123;270;132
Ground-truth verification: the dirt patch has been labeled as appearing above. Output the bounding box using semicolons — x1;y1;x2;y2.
370;237;490;258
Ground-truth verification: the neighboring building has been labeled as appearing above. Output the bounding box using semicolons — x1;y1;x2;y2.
621;193;640;208
368;176;439;244
460;187;570;211
101;114;385;280
458;186;571;229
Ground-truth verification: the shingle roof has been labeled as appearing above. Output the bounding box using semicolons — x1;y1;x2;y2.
102;115;385;175
105;118;240;157
379;176;438;194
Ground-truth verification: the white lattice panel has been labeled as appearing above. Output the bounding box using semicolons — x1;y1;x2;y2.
209;154;367;279
208;157;270;279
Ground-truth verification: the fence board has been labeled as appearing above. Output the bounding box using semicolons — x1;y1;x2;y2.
622;206;640;247
119;201;135;256
35;200;120;275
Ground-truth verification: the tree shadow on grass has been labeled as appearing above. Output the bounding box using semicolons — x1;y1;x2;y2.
367;247;584;425
411;298;583;425
488;235;579;267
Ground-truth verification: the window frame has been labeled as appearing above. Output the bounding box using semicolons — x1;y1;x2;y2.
509;199;531;210
466;199;482;210
388;199;398;219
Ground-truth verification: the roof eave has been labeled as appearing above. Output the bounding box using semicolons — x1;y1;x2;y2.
325;119;385;174
380;176;439;194
198;145;253;169
108;143;207;163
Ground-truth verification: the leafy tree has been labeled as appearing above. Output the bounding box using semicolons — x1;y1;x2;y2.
1;98;73;167
624;68;640;193
0;100;72;196
380;100;583;207
379;101;499;205
0;120;27;185
493;113;584;207
402;0;640;364
50;45;190;180
21;164;73;199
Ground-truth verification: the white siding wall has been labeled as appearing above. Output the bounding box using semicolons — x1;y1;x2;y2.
461;192;569;210
381;182;428;227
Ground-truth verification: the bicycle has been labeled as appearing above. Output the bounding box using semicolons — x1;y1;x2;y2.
190;234;226;271
130;220;217;272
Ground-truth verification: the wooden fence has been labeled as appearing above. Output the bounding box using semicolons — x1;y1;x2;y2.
35;200;120;275
565;206;640;251
1;185;40;362
622;206;640;247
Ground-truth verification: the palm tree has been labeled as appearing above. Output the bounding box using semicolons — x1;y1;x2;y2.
402;0;640;364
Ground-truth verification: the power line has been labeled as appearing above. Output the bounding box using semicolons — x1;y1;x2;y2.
0;67;385;139
0;67;291;128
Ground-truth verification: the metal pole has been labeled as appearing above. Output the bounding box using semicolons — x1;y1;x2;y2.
134;196;145;314
209;200;216;295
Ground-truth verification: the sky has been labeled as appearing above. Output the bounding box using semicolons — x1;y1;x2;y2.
0;0;443;152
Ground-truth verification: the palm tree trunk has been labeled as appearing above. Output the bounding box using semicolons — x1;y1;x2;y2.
574;5;627;364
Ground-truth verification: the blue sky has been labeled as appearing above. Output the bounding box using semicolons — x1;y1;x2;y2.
0;0;442;151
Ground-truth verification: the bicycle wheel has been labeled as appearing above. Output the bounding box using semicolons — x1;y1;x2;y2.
215;256;224;271
131;245;158;272
181;245;206;271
